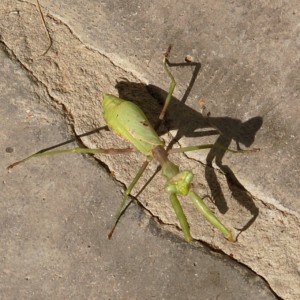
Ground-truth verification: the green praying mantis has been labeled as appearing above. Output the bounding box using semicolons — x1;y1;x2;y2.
9;0;258;241
7;45;259;242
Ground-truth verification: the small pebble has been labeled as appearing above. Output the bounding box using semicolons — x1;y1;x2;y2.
185;55;194;62
5;147;14;153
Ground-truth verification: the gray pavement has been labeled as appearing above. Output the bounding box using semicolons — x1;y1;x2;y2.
1;45;277;299
1;0;299;299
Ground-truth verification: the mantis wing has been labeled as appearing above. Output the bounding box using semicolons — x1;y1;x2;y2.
103;94;164;156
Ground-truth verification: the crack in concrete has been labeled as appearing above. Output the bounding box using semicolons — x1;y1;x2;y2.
2;2;299;298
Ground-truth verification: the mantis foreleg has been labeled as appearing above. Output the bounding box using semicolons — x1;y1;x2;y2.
188;191;234;241
170;194;192;242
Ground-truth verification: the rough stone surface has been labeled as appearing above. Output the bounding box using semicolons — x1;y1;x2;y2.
1;0;299;299
0;38;277;300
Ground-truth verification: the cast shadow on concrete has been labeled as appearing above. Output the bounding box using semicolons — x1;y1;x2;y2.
115;61;263;237
18;60;262;238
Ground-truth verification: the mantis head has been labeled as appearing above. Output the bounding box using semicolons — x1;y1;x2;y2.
165;171;194;196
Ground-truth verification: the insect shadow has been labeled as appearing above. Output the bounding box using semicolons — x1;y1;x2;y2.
115;66;263;236
26;60;262;237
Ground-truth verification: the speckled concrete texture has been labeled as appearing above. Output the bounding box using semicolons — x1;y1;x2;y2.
1;1;299;299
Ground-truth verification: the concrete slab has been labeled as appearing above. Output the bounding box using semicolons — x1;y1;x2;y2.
0;43;277;299
1;0;299;299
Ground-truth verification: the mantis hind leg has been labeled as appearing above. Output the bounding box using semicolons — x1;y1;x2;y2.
157;45;177;122
108;159;150;239
168;144;260;155
7;147;134;170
